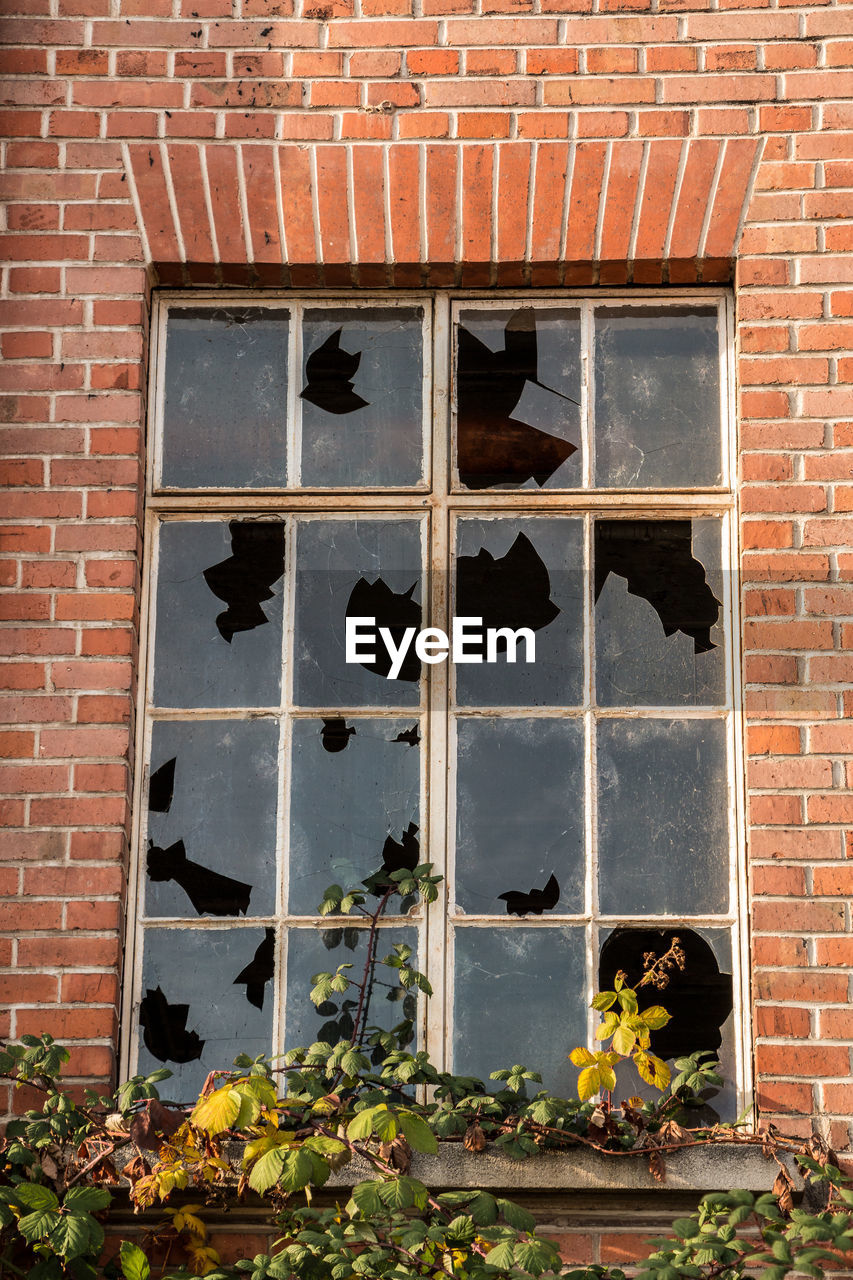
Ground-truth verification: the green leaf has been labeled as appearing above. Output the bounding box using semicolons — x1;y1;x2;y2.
279;1146;315;1193
468;1192;498;1226
249;1145;288;1195
398;1110;438;1155
64;1187;111;1213
51;1212;103;1261
484;1240;516;1269
13;1183;59;1212
120;1241;151;1280
591;991;617;1012
496;1198;535;1232
349;1181;383;1217
18;1208;61;1244
515;1238;559;1275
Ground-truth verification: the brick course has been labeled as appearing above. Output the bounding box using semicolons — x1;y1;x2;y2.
1;0;853;1216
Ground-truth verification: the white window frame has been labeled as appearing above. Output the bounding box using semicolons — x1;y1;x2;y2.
122;288;750;1120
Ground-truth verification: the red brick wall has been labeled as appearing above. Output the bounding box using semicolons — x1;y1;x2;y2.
1;1;853;1164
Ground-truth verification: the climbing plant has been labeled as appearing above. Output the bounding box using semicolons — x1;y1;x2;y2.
2;865;852;1279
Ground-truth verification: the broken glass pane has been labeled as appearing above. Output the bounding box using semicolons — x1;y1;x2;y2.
145;719;278;919
153;520;284;709
599;926;737;1120
455;717;584;915
301;308;425;487
137;926;274;1100
595;518;726;706
452;927;586;1096
597;718;729;916
594;306;722;488
455;307;582;490
284;926;418;1050
294;517;423;708
161;308;288;489
288;717;421;914
454;518;583;707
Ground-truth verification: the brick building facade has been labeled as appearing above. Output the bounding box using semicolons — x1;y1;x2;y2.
2;0;853;1268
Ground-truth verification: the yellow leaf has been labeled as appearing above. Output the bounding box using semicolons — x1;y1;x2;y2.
569;1046;596;1068
191;1085;241;1135
640;1005;672;1030
599;1065;616;1092
612;1024;637;1056
577;1066;600;1101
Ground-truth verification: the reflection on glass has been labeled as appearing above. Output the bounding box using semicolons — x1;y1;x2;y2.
301;308;424;487
455;307;582;490
145;719;278;919
294;518;423;708
284;927;418;1049
595;518;726;706
597;718;729;916
594;306;722;488
455;718;584;914
453;927;586;1095
161;308;288;489
153;521;284;709
288;717;421;914
454;518;583;707
137;926;274;1100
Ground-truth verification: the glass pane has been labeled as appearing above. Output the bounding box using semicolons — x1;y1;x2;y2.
595;518;726;706
137;926;274;1100
161;308;288;489
599;926;736;1120
597;718;729;916
300;308;425;487
454;517;583;707
594;306;722;488
455;718;584;915
285;926;418;1050
455;307;582;490
294;518;423;708
153;521;284;709
288;717;421;914
453;927;586;1095
145;719;278;919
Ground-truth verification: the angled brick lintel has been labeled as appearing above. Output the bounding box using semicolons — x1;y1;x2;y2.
125;137;763;286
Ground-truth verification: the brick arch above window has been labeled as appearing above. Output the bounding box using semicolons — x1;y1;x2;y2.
125;136;762;288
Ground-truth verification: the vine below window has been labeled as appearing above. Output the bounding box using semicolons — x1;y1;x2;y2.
2;867;851;1280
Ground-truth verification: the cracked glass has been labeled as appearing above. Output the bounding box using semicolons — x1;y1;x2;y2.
288;716;421;915
594;305;722;488
145;719;279;919
294;517;424;708
161;308;289;489
455;717;584;916
152;520;284;709
301;307;425;487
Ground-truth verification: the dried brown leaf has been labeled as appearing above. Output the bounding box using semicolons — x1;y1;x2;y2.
773;1165;794;1216
149;1098;184;1138
463;1122;487;1153
379;1134;412;1173
129;1106;158;1151
648;1148;666;1184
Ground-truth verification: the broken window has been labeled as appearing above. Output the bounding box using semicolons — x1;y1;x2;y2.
132;293;742;1117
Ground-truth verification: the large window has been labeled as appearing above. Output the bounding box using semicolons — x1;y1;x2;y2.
126;292;746;1116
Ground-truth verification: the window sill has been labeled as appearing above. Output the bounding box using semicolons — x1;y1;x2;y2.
325;1141;801;1195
